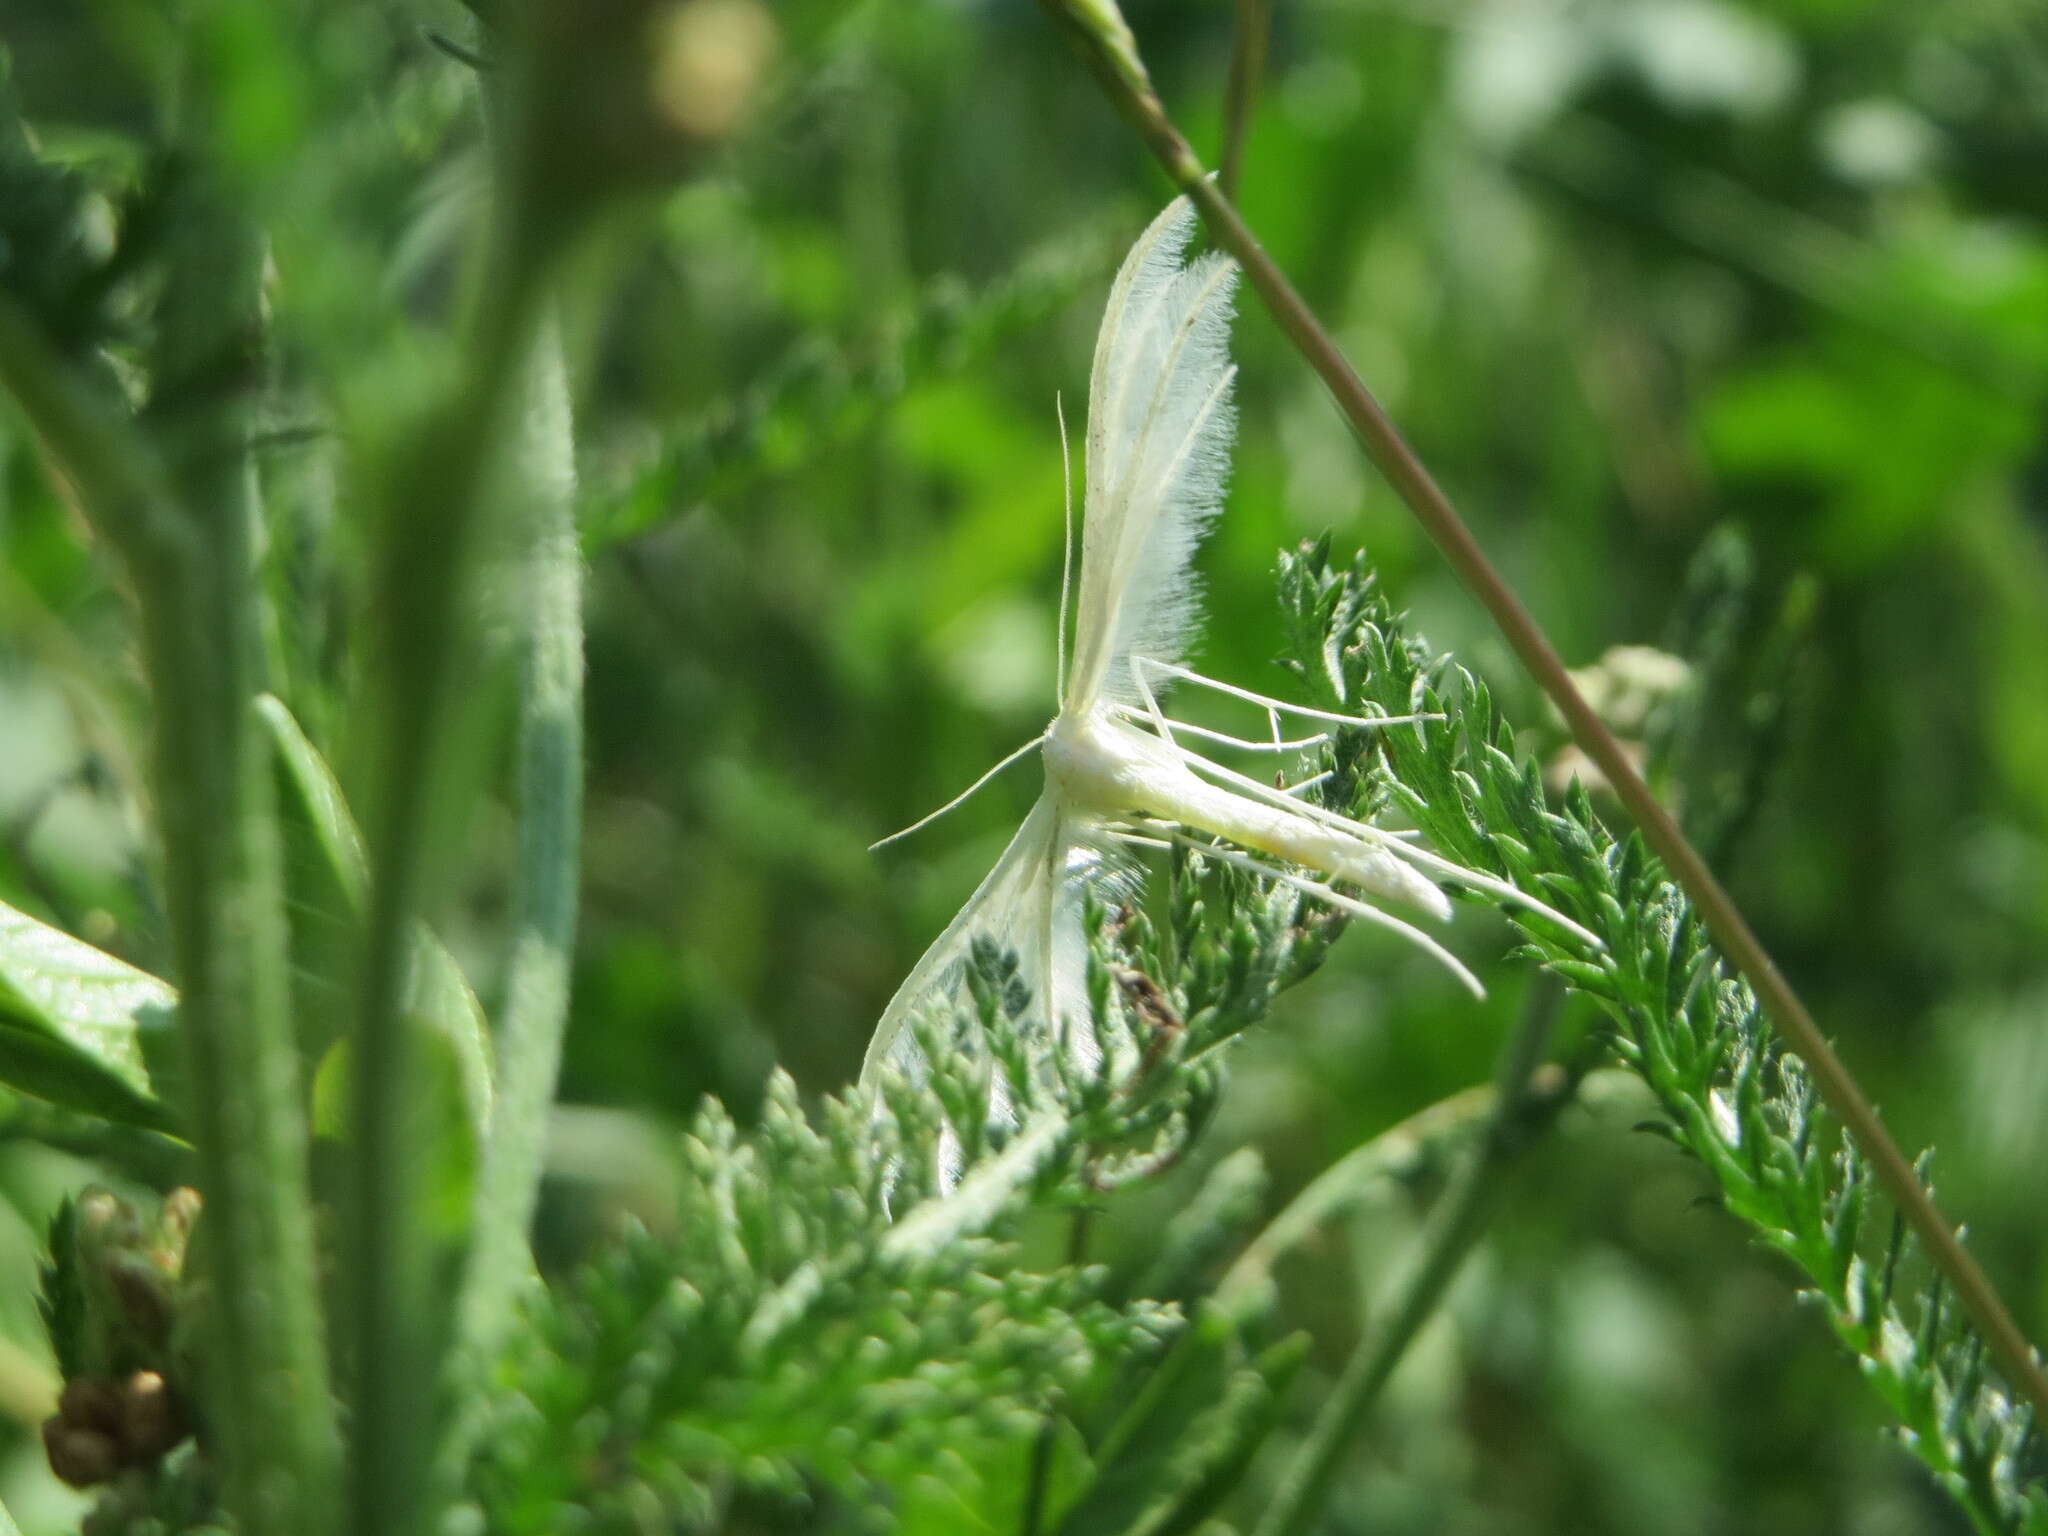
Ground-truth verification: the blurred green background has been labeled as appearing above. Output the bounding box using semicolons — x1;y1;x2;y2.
2;0;2046;1529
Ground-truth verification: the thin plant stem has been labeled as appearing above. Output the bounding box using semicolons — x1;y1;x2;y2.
148;189;342;1536
1253;982;1568;1536
1;181;345;1530
436;41;589;1473
1034;0;2048;1421
456;306;585;1373
1219;0;1273;202
1021;1205;1096;1536
346;187;556;1536
1217;1074;1533;1315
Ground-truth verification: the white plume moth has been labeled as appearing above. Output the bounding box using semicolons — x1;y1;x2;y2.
863;195;1596;1099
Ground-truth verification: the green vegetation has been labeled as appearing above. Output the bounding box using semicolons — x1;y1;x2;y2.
1;0;2045;1532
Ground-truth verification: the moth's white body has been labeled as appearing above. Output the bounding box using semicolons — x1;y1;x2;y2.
1041;707;1443;918
862;195;1590;1091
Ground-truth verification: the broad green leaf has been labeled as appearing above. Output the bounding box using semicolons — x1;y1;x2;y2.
259;692;368;910
0;899;178;1133
258;692;493;1139
311;1023;480;1238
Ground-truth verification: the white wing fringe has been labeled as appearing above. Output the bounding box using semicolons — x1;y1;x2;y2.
861;798;1126;1097
1067;197;1240;714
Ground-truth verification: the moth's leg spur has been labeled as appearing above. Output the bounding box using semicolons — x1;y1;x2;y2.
1133;655;1444;732
1278;770;1334;797
1129;657;1183;749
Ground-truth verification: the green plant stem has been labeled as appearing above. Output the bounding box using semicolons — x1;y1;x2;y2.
1215;1064;1645;1319
1223;1082;1495;1304
3;188;345;1530
1253;983;1567;1536
1036;0;2048;1422
347;202;554;1536
457;307;584;1368
1020;1205;1096;1536
1219;0;1272;202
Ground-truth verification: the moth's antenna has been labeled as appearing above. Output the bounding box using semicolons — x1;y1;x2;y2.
870;732;1048;851
1054;390;1075;705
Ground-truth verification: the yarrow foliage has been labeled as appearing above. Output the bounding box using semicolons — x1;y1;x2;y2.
1273;538;2048;1536
456;919;1300;1532
452;539;2048;1536
460;1074;1166;1530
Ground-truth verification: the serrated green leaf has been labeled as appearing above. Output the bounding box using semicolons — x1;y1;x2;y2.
37;1196;84;1379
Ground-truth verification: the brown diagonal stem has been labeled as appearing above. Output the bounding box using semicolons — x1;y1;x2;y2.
1037;0;2048;1422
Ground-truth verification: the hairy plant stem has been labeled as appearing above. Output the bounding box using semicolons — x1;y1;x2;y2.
1037;0;2048;1421
0;185;345;1528
1254;983;1568;1536
1219;0;1272;202
455;307;584;1375
1020;1205;1096;1536
149;194;343;1536
347;190;556;1536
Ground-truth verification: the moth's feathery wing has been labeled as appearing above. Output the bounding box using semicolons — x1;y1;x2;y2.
862;198;1234;1095
1066;195;1241;714
860;796;1109;1087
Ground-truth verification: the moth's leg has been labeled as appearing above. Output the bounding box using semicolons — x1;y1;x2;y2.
1366;835;1603;951
1113;704;1325;754
1107;827;1176;852
1277;770;1333;797
1160;733;1463;854
1125;655;1327;753
1156;730;1392;838
1129;659;1182;748
1164;831;1484;999
1133;655;1444;731
1140;723;1604;951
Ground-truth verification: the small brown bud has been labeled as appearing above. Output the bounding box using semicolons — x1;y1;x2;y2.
119;1370;186;1460
59;1376;124;1435
75;1188;136;1247
43;1418;119;1488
